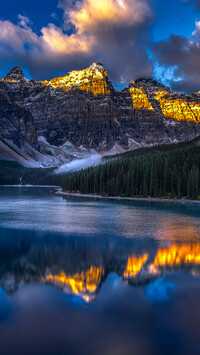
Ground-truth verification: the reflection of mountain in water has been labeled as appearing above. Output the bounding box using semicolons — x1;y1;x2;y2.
46;267;104;302
1;230;200;301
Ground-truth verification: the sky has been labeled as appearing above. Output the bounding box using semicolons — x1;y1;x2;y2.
0;0;200;92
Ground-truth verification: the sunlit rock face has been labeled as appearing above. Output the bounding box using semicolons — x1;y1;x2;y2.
130;79;200;122
1;63;200;162
41;63;110;96
130;86;154;111
154;93;200;122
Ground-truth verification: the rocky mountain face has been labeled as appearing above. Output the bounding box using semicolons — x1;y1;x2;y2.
0;62;200;166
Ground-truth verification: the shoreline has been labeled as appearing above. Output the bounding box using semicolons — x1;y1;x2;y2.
0;185;60;188
55;191;200;205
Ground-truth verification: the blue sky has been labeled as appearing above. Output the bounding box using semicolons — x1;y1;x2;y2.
152;0;198;41
0;0;59;30
0;0;200;92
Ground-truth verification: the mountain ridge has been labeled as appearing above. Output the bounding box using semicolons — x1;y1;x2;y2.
0;62;200;167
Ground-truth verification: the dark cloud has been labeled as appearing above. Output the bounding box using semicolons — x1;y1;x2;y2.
0;0;154;86
2;0;200;93
151;27;200;93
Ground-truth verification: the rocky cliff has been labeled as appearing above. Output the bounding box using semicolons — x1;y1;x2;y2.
0;63;200;166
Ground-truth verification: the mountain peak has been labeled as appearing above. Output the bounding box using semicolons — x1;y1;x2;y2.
41;62;110;96
5;65;25;82
89;62;105;72
134;78;170;90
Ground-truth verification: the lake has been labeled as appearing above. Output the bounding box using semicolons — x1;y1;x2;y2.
0;187;200;355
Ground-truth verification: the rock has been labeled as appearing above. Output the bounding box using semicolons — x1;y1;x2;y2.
0;62;200;164
5;65;25;82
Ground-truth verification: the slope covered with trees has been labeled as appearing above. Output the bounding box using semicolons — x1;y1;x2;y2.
0;161;61;186
62;138;200;199
1;137;200;200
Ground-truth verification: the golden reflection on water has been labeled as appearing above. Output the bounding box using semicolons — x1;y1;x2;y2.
123;244;200;280
46;244;200;301
46;266;104;302
149;244;200;274
124;254;148;278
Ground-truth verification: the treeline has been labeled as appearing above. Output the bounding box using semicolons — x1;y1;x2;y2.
62;139;200;199
1;137;200;200
0;161;62;186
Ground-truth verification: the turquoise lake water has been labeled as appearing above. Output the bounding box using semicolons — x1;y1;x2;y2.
0;187;200;355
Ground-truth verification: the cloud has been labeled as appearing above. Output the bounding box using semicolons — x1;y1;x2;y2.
62;0;152;30
0;0;154;84
152;21;200;93
17;15;32;29
55;154;102;174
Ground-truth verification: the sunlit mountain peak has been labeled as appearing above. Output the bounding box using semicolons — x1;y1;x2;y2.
41;62;110;96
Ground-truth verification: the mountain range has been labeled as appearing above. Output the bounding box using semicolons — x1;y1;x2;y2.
0;62;200;167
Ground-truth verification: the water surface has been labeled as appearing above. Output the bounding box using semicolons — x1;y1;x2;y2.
0;187;200;355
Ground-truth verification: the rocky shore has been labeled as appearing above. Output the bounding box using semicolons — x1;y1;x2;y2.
56;191;200;204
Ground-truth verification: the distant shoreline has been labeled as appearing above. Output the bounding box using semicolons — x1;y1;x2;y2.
0;185;60;188
1;186;200;204
56;191;200;205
